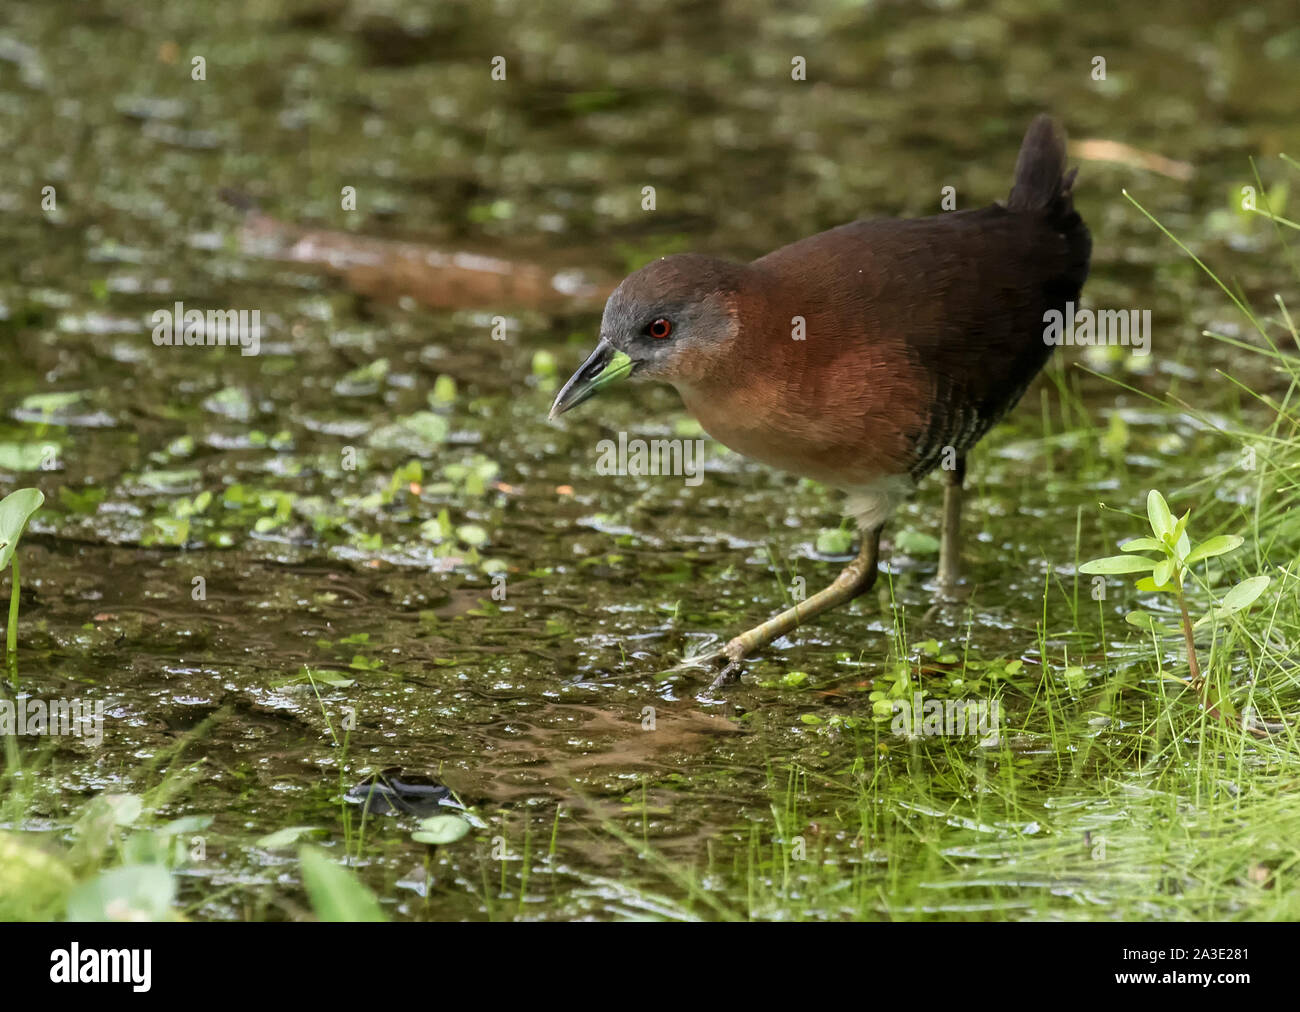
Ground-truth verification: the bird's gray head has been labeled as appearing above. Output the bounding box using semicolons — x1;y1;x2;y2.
549;254;748;419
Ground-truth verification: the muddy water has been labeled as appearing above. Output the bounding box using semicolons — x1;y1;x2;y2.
2;0;1298;919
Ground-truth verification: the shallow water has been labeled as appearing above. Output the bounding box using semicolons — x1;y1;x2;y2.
2;0;1299;920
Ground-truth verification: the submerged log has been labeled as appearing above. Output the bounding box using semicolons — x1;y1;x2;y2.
226;194;614;313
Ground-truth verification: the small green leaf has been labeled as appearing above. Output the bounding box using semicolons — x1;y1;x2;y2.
1079;554;1155;575
1120;537;1165;553
1184;535;1243;566
336;358;390;392
368;412;449;451
66;864;176;922
136;468;201;491
1152;558;1174;587
155;815;213;837
456;524;488;547
531;349;557;377
1218;575;1270;614
1135;576;1176;593
299;846;386;922
412;815;471;845
20;391;85;414
431;374;457;404
0;833;77;920
257;826;323;849
1125;610;1177;636
815;526;854;555
894;529;940;555
105;794;144;827
0;489;44;570
0;443;52;472
1146;490;1174;540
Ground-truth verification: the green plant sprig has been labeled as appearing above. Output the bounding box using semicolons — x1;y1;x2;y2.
1079;489;1270;699
0;488;45;682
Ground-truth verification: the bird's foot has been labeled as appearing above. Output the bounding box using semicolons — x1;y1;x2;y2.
933;579;969;603
923;579;970;622
704;638;748;693
667;636;749;690
666;642;726;673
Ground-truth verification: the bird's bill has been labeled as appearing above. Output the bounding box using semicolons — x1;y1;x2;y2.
548;340;636;420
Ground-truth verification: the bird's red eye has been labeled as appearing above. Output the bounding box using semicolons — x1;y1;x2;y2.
648;318;672;339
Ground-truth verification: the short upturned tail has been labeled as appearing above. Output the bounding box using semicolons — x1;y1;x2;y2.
1006;114;1078;227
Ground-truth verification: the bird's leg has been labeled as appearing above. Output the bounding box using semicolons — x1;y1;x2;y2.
708;524;884;690
934;455;966;598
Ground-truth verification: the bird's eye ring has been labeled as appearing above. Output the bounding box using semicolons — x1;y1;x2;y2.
647;318;672;339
